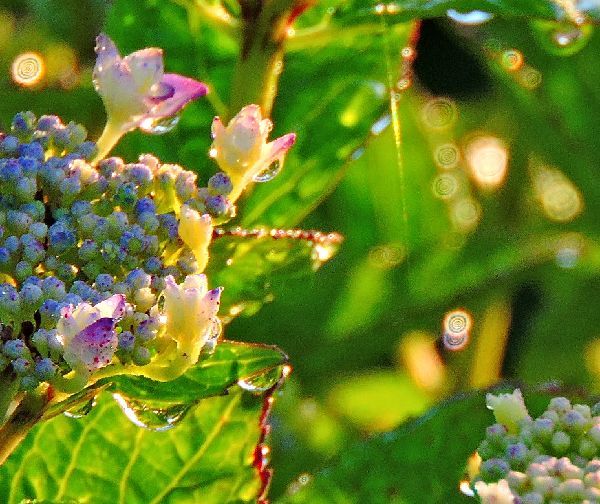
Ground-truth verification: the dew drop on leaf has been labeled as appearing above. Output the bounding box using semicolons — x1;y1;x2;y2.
112;393;190;431
237;364;291;393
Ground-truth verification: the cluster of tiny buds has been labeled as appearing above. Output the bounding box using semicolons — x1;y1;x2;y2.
475;395;600;503
0;111;230;391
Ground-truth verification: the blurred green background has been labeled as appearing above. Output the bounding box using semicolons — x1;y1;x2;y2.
1;0;599;501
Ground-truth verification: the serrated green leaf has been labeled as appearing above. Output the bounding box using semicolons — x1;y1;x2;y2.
1;390;270;504
106;341;288;405
45;341;287;419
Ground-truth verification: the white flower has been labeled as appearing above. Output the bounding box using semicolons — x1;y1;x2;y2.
92;33;208;159
486;389;531;434
210;104;296;201
178;205;213;272
474;480;515;504
57;294;126;372
162;274;222;365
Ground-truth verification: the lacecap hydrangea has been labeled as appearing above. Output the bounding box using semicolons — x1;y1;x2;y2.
0;111;269;394
471;389;600;503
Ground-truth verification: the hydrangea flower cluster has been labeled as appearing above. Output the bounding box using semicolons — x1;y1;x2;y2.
472;389;600;503
0;111;233;393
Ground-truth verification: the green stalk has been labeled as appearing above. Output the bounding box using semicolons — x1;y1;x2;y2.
0;390;50;466
229;0;302;118
0;369;18;425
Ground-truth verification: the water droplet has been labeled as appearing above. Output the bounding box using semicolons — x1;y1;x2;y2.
64;397;96;418
139;112;181;135
446;9;493;25
202;316;222;354
311;240;340;269
533;20;593;56
253;158;282;183
113;393;190;431
237;364;290;393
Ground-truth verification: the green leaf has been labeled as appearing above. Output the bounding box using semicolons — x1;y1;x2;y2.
207;230;342;319
45;341;288;418
277;389;559;504
1;389;270;504
106;341;288;405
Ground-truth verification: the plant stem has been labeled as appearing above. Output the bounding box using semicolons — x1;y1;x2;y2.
93;119;124;163
0;390;50;466
229;0;302;118
0;369;18;425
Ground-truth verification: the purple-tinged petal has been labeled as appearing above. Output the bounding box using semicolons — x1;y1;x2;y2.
95;293;126;319
64;318;118;372
124;48;164;94
145;73;209;121
262;133;296;166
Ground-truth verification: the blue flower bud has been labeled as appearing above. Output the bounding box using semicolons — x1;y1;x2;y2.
15;261;33;281
23;276;42;288
134;197;156;216
34;358;57;381
551;431;571;454
118;331;135;352
132;346;151;366
48;222;76;253
158;213;179;239
57;263;77;282
144;256;162;273
62;293;83;306
0;135;19;155
29;222;48;240
0;284;20;314
135;319;157;342
128;163;153;186
11;111;36;135
0;159;22;182
107;211;129;236
3;339;27;358
114;182;137;210
18;142;44;161
137;212;159;232
95;274;113;291
20;283;43;306
66;122;87;148
175;172;197;201
7;210;33;234
71;200;92;217
39;299;61;328
208;172;233;195
19;375;39;391
98;157;124;178
126;268;151;290
36;115;61;132
78;240;99;262
4;235;20;253
480;458;510;481
205;194;230;216
0;248;10;267
42;276;67;300
562;409;587;434
59;176;82;198
21;237;45;264
76;141;97;160
31;329;49;355
14;177;37;202
20;201;45;221
18;157;39;177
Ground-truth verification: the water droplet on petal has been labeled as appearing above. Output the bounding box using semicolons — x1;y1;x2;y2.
64;397;97;418
139;112;181;135
253;158;282;183
202;316;222;354
113;393;190;431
